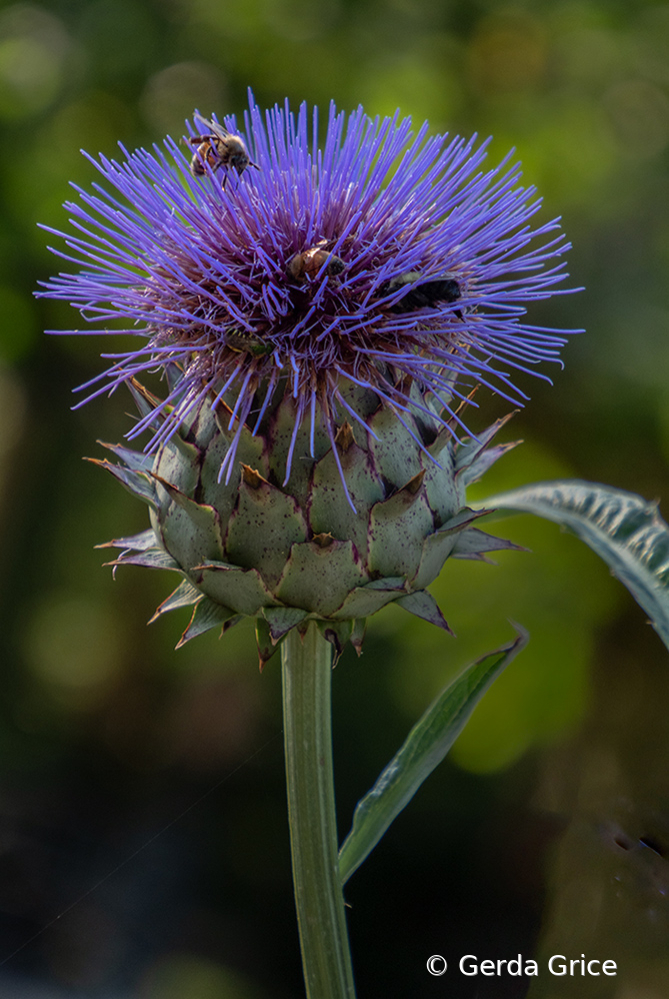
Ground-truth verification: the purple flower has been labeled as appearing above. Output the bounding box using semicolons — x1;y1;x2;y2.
40;94;575;484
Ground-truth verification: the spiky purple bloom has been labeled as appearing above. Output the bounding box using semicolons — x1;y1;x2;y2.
40;95;573;484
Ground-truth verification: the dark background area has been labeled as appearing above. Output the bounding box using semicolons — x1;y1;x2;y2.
1;0;669;996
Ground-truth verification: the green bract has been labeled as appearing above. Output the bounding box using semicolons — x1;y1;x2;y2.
98;377;519;666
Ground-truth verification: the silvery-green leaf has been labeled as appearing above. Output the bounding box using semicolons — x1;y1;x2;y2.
338;628;528;884
481;480;669;652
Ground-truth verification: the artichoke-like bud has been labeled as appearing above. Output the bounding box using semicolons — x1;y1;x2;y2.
97;375;520;666
41;96;574;666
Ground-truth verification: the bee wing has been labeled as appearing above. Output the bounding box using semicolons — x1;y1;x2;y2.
193;113;230;139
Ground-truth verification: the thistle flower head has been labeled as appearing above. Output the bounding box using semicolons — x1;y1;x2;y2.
39;95;576;661
41;94;573;486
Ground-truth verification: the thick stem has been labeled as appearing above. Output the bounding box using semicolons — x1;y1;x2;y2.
281;623;357;999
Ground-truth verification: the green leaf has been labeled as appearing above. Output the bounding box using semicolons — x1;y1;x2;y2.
338;628;528;884
481;480;669;652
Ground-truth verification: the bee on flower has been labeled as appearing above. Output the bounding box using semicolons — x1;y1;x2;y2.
187;113;260;186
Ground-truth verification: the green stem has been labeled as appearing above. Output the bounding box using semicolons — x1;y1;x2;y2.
281;623;357;999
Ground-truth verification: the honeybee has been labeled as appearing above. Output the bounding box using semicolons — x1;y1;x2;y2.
381;272;461;313
188;115;259;186
287;243;345;282
225;329;273;356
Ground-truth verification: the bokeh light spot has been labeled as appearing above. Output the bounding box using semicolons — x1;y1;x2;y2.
140;62;227;135
140;953;266;999
23;593;125;695
0;4;71;118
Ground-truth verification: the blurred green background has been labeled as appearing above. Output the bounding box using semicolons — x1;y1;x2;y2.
2;0;669;996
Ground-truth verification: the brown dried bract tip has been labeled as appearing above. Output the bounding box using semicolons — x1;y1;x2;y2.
128;376;163;409
311;531;334;548
334;422;355;453
451;384;481;422
240;464;266;489
323;628;345;666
